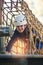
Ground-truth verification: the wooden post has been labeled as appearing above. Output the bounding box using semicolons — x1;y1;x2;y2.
0;0;3;25
0;0;6;54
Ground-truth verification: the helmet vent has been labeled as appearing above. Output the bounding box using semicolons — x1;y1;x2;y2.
20;21;22;22
15;21;17;22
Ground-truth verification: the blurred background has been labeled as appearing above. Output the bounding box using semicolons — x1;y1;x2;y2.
24;0;43;24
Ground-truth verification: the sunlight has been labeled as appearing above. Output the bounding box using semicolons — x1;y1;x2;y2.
24;0;43;24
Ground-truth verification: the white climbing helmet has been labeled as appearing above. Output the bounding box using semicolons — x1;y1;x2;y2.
14;13;27;26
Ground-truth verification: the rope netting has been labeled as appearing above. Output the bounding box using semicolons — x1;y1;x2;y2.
1;0;43;55
2;0;25;47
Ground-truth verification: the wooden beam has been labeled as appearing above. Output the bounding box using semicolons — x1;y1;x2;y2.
0;0;3;25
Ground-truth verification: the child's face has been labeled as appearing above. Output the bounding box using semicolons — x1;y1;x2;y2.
16;25;27;33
